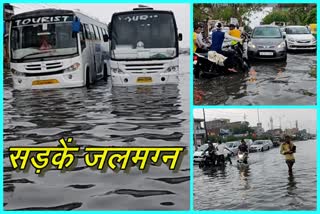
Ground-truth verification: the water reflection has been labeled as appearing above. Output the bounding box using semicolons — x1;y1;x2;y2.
4;56;190;210
287;173;297;194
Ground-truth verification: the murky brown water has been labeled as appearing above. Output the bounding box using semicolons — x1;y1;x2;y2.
4;55;190;210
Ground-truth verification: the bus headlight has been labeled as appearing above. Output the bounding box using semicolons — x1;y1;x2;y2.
166;66;179;73
111;68;124;74
63;63;80;73
11;68;26;77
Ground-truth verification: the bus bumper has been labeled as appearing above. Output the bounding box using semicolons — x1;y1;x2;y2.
12;71;84;90
111;72;179;86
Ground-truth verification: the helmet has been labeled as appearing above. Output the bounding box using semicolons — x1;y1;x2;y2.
215;22;222;29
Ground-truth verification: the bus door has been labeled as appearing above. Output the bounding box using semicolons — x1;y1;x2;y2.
85;24;96;81
93;25;103;78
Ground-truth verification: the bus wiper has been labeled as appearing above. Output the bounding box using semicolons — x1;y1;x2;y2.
20;51;53;60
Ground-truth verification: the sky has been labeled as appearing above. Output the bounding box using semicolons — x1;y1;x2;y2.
11;3;190;48
247;7;273;28
194;109;317;134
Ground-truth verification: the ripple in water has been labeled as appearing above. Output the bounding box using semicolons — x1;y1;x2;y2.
3;56;190;210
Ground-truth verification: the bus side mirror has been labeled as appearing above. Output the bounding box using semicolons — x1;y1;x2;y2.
72;17;81;33
178;33;183;41
103;34;109;42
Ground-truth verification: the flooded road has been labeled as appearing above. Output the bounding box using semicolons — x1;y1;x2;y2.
4;55;190;210
194;52;316;105
194;140;316;210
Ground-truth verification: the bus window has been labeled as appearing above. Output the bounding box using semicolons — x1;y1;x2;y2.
98;27;104;41
94;25;101;40
83;24;91;40
103;28;108;37
80;24;86;51
88;24;96;40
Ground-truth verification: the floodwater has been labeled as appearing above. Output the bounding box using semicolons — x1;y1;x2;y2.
194;52;316;105
194;140;316;210
3;55;190;210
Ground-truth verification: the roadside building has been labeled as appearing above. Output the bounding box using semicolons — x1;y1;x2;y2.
206;119;230;136
194;118;206;146
284;128;299;137
252;122;265;136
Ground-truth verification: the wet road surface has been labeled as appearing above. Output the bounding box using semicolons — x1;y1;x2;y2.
4;55;190;210
194;52;316;105
194;140;316;210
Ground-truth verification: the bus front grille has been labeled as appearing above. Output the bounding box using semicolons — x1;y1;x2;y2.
25;62;63;71
124;63;165;73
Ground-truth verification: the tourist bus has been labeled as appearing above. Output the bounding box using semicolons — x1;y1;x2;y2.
104;6;183;86
9;9;110;90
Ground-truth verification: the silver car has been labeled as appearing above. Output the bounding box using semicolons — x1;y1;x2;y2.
193;143;218;163
247;25;287;61
225;141;241;156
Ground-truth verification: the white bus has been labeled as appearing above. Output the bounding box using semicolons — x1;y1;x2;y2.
104;6;183;86
9;9;110;90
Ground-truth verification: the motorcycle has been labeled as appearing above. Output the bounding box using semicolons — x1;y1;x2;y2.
199;151;227;169
199;151;213;169
237;152;249;169
194;39;250;79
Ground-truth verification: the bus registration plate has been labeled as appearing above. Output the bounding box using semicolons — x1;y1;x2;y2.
32;79;59;85
136;77;152;83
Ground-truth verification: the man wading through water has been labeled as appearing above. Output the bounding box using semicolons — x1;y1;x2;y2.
280;135;296;174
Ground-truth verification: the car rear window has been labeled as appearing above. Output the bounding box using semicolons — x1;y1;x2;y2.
253;27;281;38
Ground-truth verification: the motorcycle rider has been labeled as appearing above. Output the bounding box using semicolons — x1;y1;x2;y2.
229;24;241;46
193;24;201;53
193;24;207;53
229;24;244;53
216;140;233;165
210;22;244;73
238;139;249;164
210;22;243;55
202;140;217;166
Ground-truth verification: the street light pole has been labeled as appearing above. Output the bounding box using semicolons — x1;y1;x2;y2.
203;108;208;141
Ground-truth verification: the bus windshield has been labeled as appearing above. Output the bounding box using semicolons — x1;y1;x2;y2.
11;16;78;61
111;12;177;60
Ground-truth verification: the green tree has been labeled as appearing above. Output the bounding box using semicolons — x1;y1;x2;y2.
304;8;316;24
262;10;288;24
193;4;264;25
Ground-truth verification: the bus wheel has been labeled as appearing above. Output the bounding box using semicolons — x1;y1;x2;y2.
103;64;108;81
86;69;91;88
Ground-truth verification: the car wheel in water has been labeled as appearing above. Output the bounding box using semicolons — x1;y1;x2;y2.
261;148;264;152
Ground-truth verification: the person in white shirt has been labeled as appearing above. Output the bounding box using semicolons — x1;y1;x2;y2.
196;30;210;50
216;140;233;165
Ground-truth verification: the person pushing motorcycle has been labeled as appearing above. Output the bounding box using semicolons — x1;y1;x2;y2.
202;140;217;165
